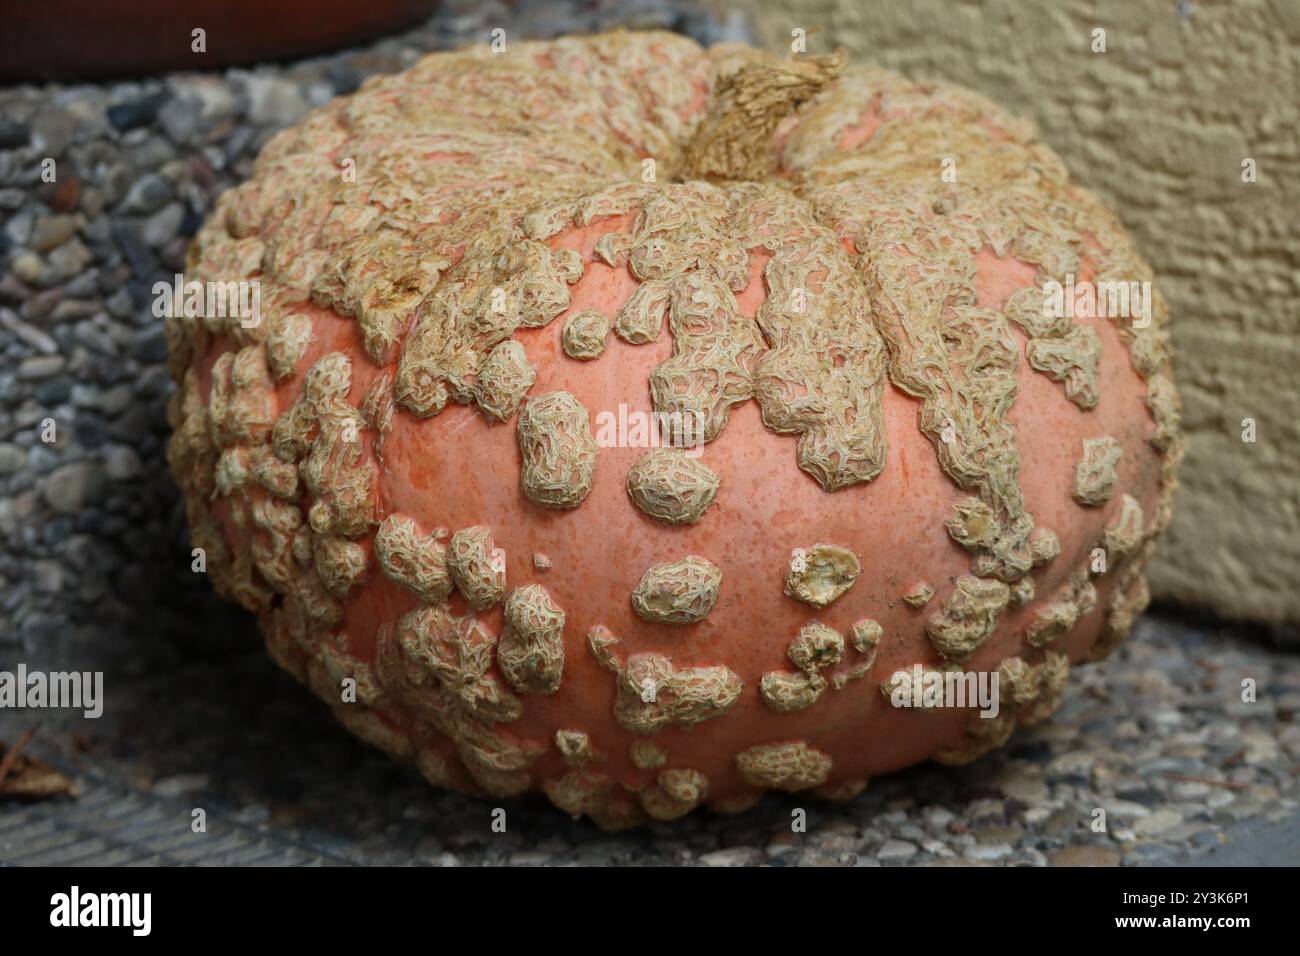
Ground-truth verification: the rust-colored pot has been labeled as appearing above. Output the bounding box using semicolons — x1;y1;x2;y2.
0;0;439;82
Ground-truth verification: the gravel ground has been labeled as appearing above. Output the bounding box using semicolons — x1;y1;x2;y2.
2;612;1297;866
1;1;1296;866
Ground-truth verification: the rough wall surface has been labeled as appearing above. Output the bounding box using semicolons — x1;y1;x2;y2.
744;0;1300;621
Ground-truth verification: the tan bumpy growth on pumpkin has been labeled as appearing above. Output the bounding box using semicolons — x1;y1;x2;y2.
169;30;1181;829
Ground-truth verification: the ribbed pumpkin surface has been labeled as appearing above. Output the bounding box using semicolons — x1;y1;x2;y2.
167;31;1181;828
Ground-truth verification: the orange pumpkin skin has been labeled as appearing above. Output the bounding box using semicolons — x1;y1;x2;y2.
167;31;1181;827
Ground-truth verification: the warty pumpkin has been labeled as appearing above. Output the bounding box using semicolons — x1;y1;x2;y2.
166;30;1182;828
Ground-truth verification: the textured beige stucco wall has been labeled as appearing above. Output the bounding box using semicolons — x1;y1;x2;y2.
742;0;1300;621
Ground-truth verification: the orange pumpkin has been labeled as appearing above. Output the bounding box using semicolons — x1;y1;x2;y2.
167;31;1182;828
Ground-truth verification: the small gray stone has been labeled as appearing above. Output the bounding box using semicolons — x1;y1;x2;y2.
43;460;104;513
5;209;35;249
17;355;67;380
0;443;24;475
106;91;169;132
178;77;237;121
78;215;112;250
79;189;107;220
306;82;335;107
71;383;100;406
1170;781;1212;800
923;805;956;829
10;251;46;285
26;445;59;474
876;838;918;861
44;239;93;283
101;164;131;206
1102;799;1152;821
1133;809;1183;836
507;851;554;866
105;287;134;320
61;269;101;298
966;842;1013;861
103;444;142;480
121;173;173;215
75;322;119;356
1242;731;1280;765
1046;750;1096;782
0;119;31;150
32;559;64;594
697;847;762;867
29;215;81;253
31;110;78;156
110;221;158;277
99;383;134;416
995;763;1049;803
50;299;100;322
0;308;58;353
129;325;168;363
35;377;71;405
244;75;310;126
158;96;202;145
142;202;185;247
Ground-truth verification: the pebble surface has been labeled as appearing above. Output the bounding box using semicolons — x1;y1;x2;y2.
2;613;1296;866
1;1;1296;866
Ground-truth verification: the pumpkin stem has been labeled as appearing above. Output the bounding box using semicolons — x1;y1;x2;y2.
683;49;846;183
